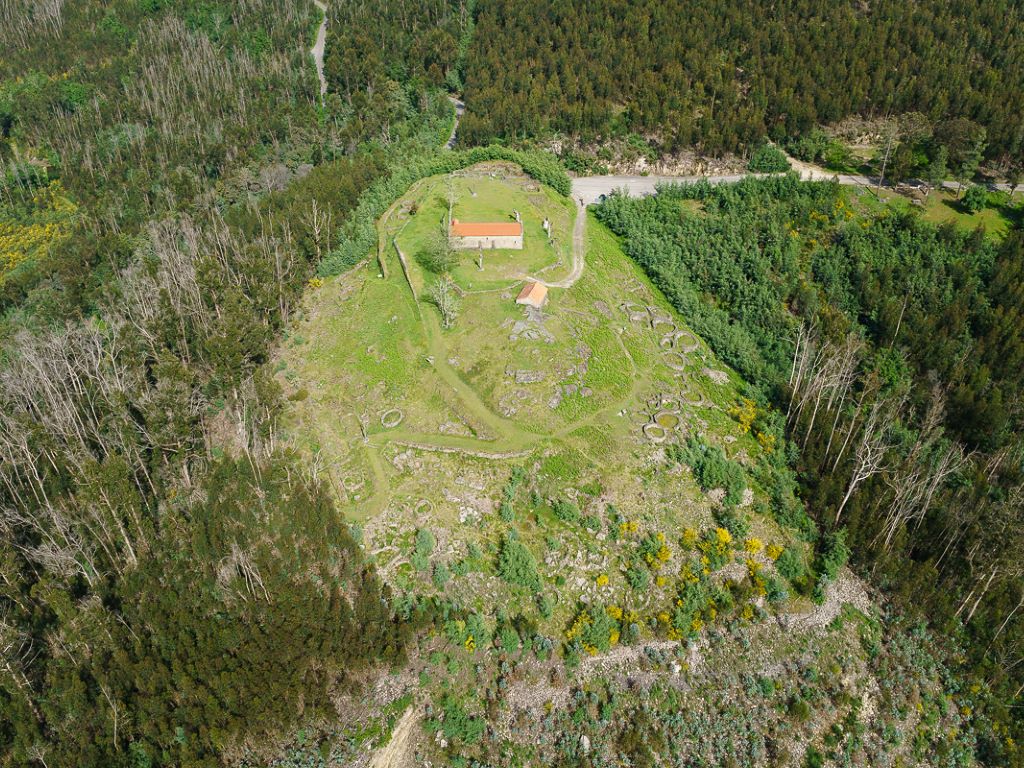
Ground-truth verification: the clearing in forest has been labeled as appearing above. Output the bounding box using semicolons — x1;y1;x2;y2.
277;161;805;632
274;163;973;768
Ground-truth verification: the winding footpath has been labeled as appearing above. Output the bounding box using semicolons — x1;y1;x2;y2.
311;0;328;102
526;197;587;289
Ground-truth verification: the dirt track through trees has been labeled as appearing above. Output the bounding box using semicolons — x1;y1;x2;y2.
310;1;327;101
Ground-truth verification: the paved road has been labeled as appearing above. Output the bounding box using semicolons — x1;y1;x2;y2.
445;95;465;149
573;173;760;204
573;162;1017;204
311;1;328;102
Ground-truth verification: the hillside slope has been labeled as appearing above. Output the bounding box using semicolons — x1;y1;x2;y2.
276;163;982;767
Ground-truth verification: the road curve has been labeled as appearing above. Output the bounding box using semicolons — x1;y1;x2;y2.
529;197;586;289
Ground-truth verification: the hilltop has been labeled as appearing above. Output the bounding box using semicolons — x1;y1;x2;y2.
275;163;978;767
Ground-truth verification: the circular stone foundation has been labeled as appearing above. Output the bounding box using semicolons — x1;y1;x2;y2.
655;411;680;429
342;475;365;492
621;302;649;322
674;330;700;353
680;387;705;406
650;318;677;335
663;350;688;371
380;408;405;428
643;422;668;443
414;499;433;517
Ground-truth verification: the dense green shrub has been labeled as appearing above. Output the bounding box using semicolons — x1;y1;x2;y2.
496;531;541;592
789;697;812;722
804;746;825;768
568;604;619;653
714;507;751;540
537;592;554;618
415;528;436;555
412;528;436;572
551;498;581;524
426;695;485;746
962;184;988;213
764;576;789;604
432;562;451;589
775;548;808;585
499;500;515;522
678;436;747;507
748;144;790;173
626;565;651;591
816;529;850;583
787;128;854;169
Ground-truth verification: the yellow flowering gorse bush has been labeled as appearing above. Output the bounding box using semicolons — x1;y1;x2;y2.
0;180;78;282
729;398;757;433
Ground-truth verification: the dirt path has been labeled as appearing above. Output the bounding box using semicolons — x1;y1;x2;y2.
420;309;538;445
504;572;874;725
777;573;872;631
528;197;586;289
364;202;542;464
573;173;766;204
310;1;328;102
445;95;465;150
368;704;419;768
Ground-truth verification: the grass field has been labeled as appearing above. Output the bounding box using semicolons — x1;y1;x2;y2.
850;185;1021;240
395;167;573;292
277;162;805;636
276;163;980;768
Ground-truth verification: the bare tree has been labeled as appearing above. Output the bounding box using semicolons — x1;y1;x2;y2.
300;198;333;263
786;324;863;456
0;611;43;722
874;387;971;550
835;394;904;525
429;274;460;329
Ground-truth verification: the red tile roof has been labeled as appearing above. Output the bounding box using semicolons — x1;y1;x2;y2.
449;218;523;237
516;281;548;305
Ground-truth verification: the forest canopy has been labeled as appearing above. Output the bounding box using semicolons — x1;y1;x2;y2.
454;0;1024;158
1;0;1023;764
595;181;1024;760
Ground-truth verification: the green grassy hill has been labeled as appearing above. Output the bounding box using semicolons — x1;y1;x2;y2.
274;163;976;767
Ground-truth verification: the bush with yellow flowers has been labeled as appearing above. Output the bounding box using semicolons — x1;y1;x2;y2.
666;568;733;641
697;526;734;571
766;543;784;561
728;397;757;434
756;431;776;452
0;179;77;283
746;558;768;598
639;531;672;570
565;604;620;655
444;613;490;654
